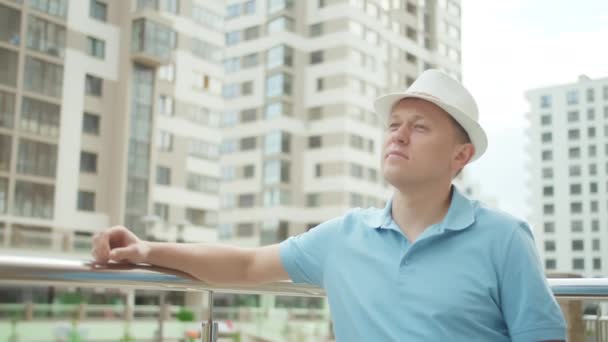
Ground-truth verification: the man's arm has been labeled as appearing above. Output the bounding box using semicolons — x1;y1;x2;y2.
91;226;290;285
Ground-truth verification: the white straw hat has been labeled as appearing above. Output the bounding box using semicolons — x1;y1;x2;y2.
373;69;487;161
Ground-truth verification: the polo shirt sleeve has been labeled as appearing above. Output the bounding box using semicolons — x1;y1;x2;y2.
500;222;566;342
279;216;342;288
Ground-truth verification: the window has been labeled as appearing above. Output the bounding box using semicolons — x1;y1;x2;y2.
26;15;66;57
186;208;216;226
238;194;255;208
87;36;105;59
308;135;322;148
0;138;11;173
545;259;556;270
156;166;170;185
244;0;256;14
263;189;291;207
226;31;240;46
593;258;601;270
17;139;57;177
20;97;60;138
350;164;364;178
187;173;219;194
222;166;235;181
24;56;63;97
589;144;597;157
571;220;583;232
189;139;219;160
191;38;222;63
540;115;551;125
264;131;290;154
14;181;54;219
572;258;584;270
264;101;292;119
589;163;597;175
570;183;582;195
192;4;223;31
267;16;294;33
82;112;100;135
158;64;175;82
0;90;14;129
590;182;598;194
0;177;6;213
77;191;95;211
90;0;107;21
154;203;169;221
243;165;255;178
570;202;582;214
132;19;177;60
591;201;598;213
544;222;555;233
80;151;97;173
542;186;553;196
541;167;553;179
543;204;554;215
544;240;556;252
267;44;293;68
264;160;290;184
240;137;257;151
241;81;253;96
350;193;364;207
569;165;581;176
307;193;320;207
587;108;595;120
310;50;324;64
593;239;600;251
160;0;179;14
541;132;552;143
158;95;174;116
29;0;68;18
568;129;580;140
226;4;240;19
310;23;323;37
567;111;579;122
236;223;254;237
85;74;103;96
243;53;259;68
566;90;579;105
592;220;599;232
266;73;293;97
316;78;324;92
572;240;585;251
568;147;580;159
157;131;173;151
586;88;595;102
0;5;21;46
315;164;322;177
241;108;257;122
244;26;260;40
539;95;551;108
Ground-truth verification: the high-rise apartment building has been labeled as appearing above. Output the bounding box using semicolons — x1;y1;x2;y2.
0;0;222;254
526;75;608;276
218;0;463;247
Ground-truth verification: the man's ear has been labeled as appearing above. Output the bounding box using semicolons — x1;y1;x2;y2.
454;143;475;168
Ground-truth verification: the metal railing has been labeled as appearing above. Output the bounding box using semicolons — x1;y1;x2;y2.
1;253;608;341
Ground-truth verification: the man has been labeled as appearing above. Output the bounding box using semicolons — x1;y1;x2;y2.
92;70;566;341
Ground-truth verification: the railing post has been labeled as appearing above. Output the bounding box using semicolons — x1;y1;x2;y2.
201;291;217;342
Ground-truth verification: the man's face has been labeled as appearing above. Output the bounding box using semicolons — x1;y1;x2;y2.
381;98;472;188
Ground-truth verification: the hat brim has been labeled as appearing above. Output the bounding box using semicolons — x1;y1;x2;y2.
374;92;488;162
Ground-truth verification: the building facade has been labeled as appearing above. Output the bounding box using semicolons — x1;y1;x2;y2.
526;75;608;276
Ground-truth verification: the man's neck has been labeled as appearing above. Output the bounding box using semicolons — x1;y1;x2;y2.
391;181;453;242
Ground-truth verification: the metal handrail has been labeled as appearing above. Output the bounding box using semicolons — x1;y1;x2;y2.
2;253;608;341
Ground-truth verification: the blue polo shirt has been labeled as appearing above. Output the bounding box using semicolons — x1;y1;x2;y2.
280;186;566;341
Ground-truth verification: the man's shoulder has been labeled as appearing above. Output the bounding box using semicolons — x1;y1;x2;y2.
472;201;533;237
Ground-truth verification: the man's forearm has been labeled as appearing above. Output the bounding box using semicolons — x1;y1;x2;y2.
144;242;253;285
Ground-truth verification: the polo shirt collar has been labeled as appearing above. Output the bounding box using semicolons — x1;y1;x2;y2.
364;185;476;233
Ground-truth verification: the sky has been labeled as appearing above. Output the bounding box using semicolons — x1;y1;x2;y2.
461;0;608;219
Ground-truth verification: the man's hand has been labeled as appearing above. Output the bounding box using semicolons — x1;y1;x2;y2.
91;226;150;264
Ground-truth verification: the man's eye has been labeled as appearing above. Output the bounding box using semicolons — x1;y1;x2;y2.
388;123;400;130
414;124;427;130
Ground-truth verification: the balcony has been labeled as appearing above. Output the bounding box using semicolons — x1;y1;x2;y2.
131;18;175;67
1;253;607;341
